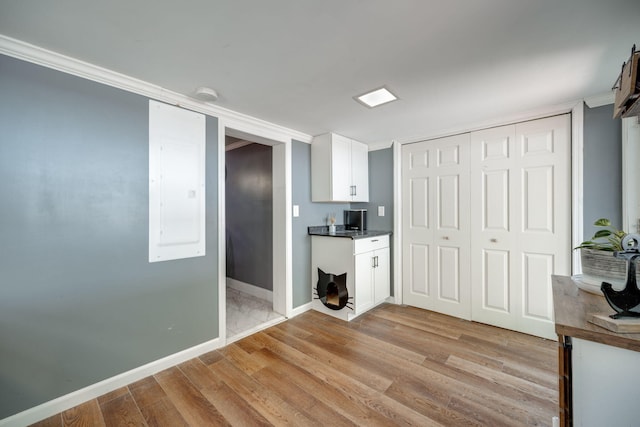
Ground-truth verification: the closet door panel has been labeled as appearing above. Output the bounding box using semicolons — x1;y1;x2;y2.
482;249;511;313
522;252;554;321
409;243;430;296
483;169;510;231
402;134;471;320
438;246;461;302
514;114;571;338
471;125;519;329
522;166;554;233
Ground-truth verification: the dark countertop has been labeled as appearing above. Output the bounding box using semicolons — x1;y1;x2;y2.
308;225;392;240
552;275;640;352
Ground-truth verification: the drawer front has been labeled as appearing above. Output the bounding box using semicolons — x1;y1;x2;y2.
354;235;389;254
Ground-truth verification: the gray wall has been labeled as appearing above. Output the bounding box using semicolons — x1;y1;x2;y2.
292;141;347;308
352;147;394;231
0;54;219;418
225;143;273;290
583;104;622;238
352;147;395;294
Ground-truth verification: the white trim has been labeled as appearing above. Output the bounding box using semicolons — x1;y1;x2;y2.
284;141;293;318
0;337;222;427
226;278;274;302
394;100;580;146
622;116;640;233
272;143;287;316
584;92;615;108
217;117;227;347
0;34;312;145
219;120;293;335
572;102;585;275
290;302;313;317
392;140;403;305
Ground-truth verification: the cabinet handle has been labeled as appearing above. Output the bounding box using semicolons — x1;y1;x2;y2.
490;238;498;243
443;236;450;240
353;185;357;196
372;239;378;242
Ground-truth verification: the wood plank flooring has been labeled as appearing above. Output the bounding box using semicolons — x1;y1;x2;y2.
30;304;558;427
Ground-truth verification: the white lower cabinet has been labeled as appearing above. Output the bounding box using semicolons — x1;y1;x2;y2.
312;234;390;321
572;338;640;426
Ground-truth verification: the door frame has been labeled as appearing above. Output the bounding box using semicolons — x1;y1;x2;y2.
217;119;293;346
622;116;640;233
393;101;585;304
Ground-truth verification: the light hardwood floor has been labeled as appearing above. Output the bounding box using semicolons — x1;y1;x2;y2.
31;304;558;427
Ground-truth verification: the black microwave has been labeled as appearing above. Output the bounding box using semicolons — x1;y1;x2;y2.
344;209;367;231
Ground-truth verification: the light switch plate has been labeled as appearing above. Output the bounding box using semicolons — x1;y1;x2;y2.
378;206;385;216
293;205;300;217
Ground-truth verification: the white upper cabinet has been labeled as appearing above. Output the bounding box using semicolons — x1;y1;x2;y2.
311;132;369;202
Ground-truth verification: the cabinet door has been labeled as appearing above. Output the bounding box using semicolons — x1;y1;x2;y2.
330;134;352;201
351;140;369;202
355;252;375;314
374;247;390;304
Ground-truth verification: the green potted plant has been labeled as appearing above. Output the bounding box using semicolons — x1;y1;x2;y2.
576;218;636;290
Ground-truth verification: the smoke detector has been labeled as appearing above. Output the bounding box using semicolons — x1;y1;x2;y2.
194;86;219;103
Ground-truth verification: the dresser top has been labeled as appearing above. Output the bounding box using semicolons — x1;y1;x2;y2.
553;275;640;352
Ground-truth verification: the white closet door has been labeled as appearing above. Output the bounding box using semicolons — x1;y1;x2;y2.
470;125;518;330
402;133;471;320
470;114;571;339
515;114;571;338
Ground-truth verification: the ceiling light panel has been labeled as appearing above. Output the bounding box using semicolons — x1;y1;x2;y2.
355;87;398;108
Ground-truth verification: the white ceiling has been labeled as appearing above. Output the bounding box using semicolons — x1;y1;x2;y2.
1;0;639;145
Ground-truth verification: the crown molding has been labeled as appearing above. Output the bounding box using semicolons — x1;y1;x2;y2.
0;34;313;144
584;91;615;108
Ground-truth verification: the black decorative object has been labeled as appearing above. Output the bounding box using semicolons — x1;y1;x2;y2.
314;268;353;311
601;234;640;319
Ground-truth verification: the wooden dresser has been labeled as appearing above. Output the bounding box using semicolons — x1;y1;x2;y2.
552;275;640;426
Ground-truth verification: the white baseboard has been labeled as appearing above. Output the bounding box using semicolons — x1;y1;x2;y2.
0;337;222;427
290;301;312;318
226;278;273;302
